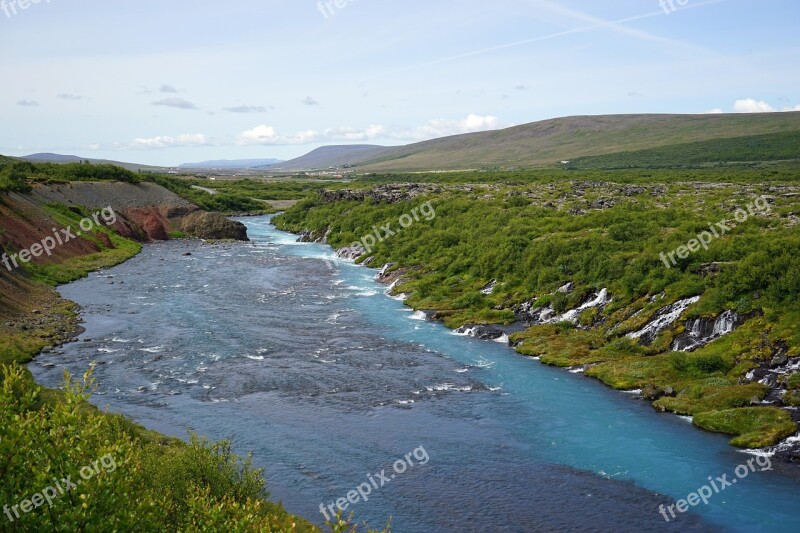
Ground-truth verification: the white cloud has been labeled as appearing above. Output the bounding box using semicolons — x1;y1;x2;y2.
236;125;318;145
302;96;319;106
235;114;502;146
132;133;208;149
17;100;39;107
401;114;501;141
152;97;199;110
159;84;179;93
701;108;724;114
733;98;776;113
730;98;800;113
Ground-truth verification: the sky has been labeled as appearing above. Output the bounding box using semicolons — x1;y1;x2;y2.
1;0;798;166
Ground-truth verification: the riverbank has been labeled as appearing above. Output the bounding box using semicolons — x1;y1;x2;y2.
0;179;320;530
272;177;800;460
30;215;753;531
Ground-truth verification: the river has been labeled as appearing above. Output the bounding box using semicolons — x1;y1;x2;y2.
29;216;800;532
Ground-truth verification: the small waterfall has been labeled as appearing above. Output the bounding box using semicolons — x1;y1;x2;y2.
672;309;742;352
627;296;701;344
481;280;498;295
713;310;738;336
556;289;612;323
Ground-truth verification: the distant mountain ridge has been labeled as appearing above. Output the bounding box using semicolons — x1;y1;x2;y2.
180;158;284;169
261;145;396;171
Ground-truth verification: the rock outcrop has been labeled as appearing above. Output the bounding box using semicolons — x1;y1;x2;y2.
181;211;248;241
672;310;747;352
335;245;366;260
626;296;701;345
28;181;248;242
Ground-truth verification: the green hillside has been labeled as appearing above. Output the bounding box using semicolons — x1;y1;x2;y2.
354;112;800;171
568;131;800;169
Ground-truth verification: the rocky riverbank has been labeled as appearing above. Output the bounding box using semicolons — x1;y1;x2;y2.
0;181;248;366
276;179;800;463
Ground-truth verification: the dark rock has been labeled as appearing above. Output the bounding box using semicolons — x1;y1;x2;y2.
772;354;789;368
588;198;617;210
642;384;664;401
336;245;365;260
180;211;249;241
321;184;433;204
750;396;762;406
663;386;677;398
297;227;330;243
182;252;192;256
455;324;507;341
692;262;724;277
620;186;646;197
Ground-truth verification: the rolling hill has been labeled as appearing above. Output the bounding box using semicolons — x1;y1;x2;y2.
273;112;800;172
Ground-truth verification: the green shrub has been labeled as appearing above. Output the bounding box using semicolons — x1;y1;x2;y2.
0;365;314;531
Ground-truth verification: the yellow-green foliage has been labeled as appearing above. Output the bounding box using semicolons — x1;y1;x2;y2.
25;234;141;286
0;365;316;531
513;324;607;367
654;383;769;415
693;407;797;448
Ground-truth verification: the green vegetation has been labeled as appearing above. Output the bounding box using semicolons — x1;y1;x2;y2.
275;167;800;448
0;162;33;192
568;131;800;169
0;159;140;186
145;174;332;214
693;407;796;448
356;162;800;186
0;364;315;531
